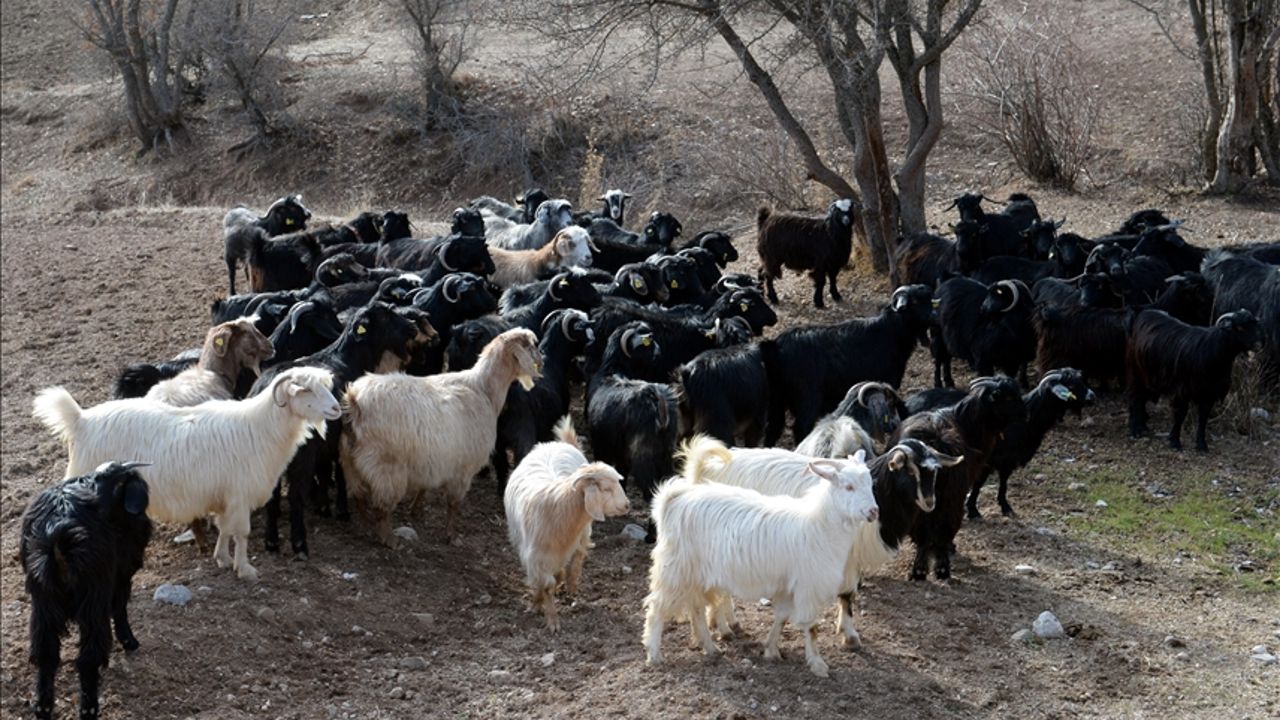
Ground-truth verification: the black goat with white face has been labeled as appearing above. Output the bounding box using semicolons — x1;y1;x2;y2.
598;189;632;226
21;461;153;720
223;194;311;294
756;199;857;309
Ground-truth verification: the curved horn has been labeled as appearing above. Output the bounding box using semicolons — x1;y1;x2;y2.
856;382;875;407
540;309;561;336
998;280;1021;312
942;198;958;211
437;241;459;272
287;301;316;334
441;274;461;304
547;275;564;302
1035;369;1065;390
119;461;152;470
620;327;636;358
561;308;579;339
1054;217;1067;229
272;375;291;407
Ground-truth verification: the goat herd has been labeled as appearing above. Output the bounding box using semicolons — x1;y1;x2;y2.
17;187;1279;715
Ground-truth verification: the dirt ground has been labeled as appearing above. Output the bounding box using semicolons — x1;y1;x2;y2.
2;1;1279;718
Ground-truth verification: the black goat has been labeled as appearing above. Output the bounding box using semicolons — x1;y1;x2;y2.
891;375;1027;580
21;461;152;720
931;278;1036;388
406;272;500;375
946;192;1039;261
1131;224;1204;274
586;322;679;501
1202;249;1280;385
1117;208;1172;235
1127;309;1262;451
675;246;724;298
679;230;738;268
895;231;959;289
500;268;602;333
761;284;935;444
247;228;324;292
1023;218;1066;260
966;368;1095;518
675;342;769;447
756;199;857;308
223;194;311;294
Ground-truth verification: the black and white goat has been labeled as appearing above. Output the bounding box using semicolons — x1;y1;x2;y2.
756;199;857;308
223;194;311;294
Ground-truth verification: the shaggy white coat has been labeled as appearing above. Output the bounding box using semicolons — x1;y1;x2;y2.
680;435;897;648
643;442;877;677
340;328;542;546
488;226;594;288
32;366;339;581
488;199;574;250
503;418;629;631
795;416;876;460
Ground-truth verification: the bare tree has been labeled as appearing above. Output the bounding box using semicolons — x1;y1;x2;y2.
199;0;301;156
77;0;194;154
1127;0;1279;190
526;0;980;279
398;0;473;126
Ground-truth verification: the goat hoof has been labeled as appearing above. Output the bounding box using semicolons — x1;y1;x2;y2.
292;551;309;562
1195;443;1209;453
808;657;830;678
934;568;951;581
263;539;281;554
121;636;140;652
909;570;927;582
315;506;332;519
1001;506;1016;517
1168;439;1183;451
966;508;982;520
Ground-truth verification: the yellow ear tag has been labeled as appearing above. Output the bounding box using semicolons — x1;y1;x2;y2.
215;337;226;347
739;302;748;312
356;325;367;335
704;330;716;340
632;278;645;289
559;279;569;287
670;280;679;289
285;218;295;226
641;336;652;347
931;299;941;308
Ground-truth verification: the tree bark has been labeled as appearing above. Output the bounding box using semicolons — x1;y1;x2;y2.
1188;0;1224;182
1209;0;1267;193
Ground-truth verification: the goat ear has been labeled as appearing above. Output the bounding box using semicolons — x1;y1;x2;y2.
806;461;840;482
212;328;233;356
123;478;149;515
581;480;606;522
846;449;867;465
287;381;306;397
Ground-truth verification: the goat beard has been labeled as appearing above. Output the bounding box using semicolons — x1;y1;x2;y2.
517;374;536;391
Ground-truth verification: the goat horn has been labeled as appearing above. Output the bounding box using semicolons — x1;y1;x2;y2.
620;327;636;358
560;310;578;340
287;301;315;334
856;382;875;407
437;241;459;273
441;275;461;304
1054;217;1067;229
999;280;1021;312
272;376;290;407
119;461;152;470
547;277;563;302
1036;370;1064;390
942;199;958;211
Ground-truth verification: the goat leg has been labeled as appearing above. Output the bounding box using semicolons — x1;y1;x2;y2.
263;480;283;554
29;604;63;720
997;469;1016;517
74;595;112;720
111;582;139;652
827;268;842;303
1168;398;1189;451
809;270;826;309
1194;400;1212;452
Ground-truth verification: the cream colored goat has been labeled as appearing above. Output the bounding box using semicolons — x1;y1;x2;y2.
146;317;274;406
503;417;629;632
341;328;543;547
487;226;594;288
33;367;340;581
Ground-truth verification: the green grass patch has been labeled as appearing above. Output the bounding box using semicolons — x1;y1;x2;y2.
1061;469;1280;593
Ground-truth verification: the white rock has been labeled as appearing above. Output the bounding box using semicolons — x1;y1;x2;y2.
255;606;276;622
1095;499;1109;508
153;584;193;606
1250;407;1271;423
393;526;418;542
197;586;213;595
488;670;513;683
341;572;358;581
1251;653;1277;666
400;656;428;671
1012;629;1034;643
620;524;647;542
1174;651;1189;661
413;612;435;627
621;565;633;574
539;652;555;667
388;686;405;699
1014;564;1036;575
1034;526;1058;537
1251;644;1270;655
1067;482;1087;492
1033;611;1065;639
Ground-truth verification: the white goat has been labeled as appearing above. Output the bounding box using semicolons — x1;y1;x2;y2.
32;367;340;581
340;328;542;547
682;435;960;648
643;441;878;677
794;416;876;460
488;199;574;251
145;317;274;406
487;226;595;288
504;417;629;631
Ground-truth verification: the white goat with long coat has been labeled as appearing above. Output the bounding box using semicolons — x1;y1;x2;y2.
504;417;629;632
643;440;878;677
340;328;542;547
32;366;340;581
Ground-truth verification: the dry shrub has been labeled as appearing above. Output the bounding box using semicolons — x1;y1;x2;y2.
958;11;1101;191
1221;354;1273;439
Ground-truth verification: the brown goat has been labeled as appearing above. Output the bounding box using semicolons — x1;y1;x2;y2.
145;318;274;407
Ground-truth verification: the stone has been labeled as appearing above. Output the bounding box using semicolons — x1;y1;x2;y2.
1012;629;1034;643
1251;652;1277;666
620;524;647;542
413;612;435;627
255;606;276;622
488;670;513;683
1033;611;1065;639
153;584;193;606
388;686;405;699
1250;407;1271;423
1164;635;1186;648
539;652;555;667
197;586;213;595
1014;564;1036;575
393;526;418;542
400;656;428;671
1174;652;1190;662
1067;482;1087;492
1250;644;1270;655
1095;499;1109;508
341;572;359;581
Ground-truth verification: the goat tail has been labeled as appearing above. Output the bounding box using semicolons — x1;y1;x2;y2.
553;415;579;448
32;387;81;444
340;385;362;430
756;206;771;229
676;434;732;485
25;521;80;589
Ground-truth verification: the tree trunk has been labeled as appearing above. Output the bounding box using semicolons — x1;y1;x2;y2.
1209;0;1266;193
1188;0;1224;182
